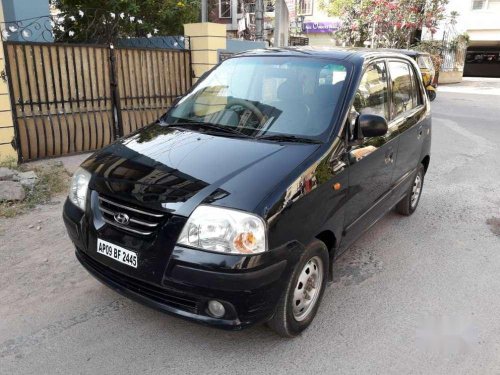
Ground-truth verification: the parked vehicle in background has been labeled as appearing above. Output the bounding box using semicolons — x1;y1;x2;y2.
384;49;437;102
63;47;431;337
395;49;437;101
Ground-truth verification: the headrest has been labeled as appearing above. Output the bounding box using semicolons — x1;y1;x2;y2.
277;80;304;101
315;83;342;105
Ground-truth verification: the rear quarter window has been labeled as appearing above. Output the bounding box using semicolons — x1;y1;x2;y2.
409;65;423;107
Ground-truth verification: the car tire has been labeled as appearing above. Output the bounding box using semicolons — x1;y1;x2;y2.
268;240;329;337
427;89;436;102
396;163;425;216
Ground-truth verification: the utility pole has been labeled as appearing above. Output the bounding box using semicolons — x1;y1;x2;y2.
255;0;264;41
274;0;281;46
231;0;237;30
201;0;207;22
370;22;376;48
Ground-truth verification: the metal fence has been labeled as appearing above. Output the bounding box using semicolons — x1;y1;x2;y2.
441;47;467;72
440;29;467;72
3;41;191;161
114;47;192;137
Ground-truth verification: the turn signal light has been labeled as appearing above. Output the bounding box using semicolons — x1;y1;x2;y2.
233;231;257;254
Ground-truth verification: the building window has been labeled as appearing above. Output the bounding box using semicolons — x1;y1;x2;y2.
472;0;500;9
472;0;486;9
489;0;500;9
240;0;274;14
298;0;314;15
265;0;275;12
219;0;231;18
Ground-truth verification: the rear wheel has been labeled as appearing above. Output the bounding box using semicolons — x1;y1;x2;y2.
396;163;425;216
268;240;328;337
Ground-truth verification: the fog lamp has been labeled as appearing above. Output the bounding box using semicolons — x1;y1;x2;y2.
207;300;225;318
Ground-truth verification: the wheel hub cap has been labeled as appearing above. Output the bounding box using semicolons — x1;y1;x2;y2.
292;256;323;321
411;174;422;208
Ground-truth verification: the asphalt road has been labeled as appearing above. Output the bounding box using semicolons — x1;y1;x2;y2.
1;78;500;375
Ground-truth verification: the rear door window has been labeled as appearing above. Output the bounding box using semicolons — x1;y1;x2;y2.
388;61;414;118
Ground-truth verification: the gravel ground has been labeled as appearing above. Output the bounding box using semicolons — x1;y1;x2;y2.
1;79;499;375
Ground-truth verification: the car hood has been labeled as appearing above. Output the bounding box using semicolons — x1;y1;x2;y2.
83;124;320;218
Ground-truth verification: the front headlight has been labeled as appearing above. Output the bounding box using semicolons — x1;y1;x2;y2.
68;167;91;211
177;205;267;255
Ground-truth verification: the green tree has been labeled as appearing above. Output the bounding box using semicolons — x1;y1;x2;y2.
319;0;449;48
52;0;199;43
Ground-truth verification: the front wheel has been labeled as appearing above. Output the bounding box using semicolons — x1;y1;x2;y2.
268;240;329;337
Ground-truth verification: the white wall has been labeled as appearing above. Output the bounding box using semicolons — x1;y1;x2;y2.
424;0;500;45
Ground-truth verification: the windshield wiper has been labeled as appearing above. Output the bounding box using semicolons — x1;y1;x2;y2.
169;121;253;138
257;134;321;144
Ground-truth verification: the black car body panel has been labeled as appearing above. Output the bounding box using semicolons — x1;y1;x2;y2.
63;47;431;329
81;126;321;218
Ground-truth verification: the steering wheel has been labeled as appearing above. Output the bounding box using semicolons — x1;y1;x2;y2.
226;98;266;126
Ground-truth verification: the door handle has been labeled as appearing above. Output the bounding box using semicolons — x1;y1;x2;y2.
405;114;417;125
384;150;394;165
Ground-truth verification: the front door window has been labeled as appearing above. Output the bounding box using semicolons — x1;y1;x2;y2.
350;61;390;161
353;62;389;120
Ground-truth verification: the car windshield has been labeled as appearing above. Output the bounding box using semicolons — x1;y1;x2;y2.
162;56;349;141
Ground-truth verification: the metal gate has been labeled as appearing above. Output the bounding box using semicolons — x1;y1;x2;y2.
114;47;191;136
3;41;191;161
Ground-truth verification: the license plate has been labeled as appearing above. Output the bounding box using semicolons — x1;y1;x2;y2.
97;238;138;268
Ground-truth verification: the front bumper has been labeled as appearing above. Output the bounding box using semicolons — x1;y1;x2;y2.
64;198;301;329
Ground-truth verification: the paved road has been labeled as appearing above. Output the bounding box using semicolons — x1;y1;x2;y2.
1;79;500;375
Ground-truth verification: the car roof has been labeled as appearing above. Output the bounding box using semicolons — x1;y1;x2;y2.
235;46;417;65
376;48;429;57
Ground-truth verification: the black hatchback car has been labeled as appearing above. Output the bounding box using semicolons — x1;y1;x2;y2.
64;47;431;337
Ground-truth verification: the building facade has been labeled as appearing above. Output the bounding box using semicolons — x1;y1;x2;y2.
424;0;500;78
462;0;500;77
297;0;341;46
206;0;340;47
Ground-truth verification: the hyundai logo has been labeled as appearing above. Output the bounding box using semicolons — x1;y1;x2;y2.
114;212;130;225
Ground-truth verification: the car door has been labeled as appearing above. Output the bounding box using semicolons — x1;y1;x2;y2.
387;59;427;199
342;60;400;249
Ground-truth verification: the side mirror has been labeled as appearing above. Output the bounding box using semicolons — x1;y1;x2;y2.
355;113;388;139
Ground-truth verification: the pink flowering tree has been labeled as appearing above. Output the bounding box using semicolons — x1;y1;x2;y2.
321;0;449;48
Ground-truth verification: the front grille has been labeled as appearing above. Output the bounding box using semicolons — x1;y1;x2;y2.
80;250;200;314
98;195;164;236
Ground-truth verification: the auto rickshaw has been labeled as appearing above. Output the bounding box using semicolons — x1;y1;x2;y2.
398;50;437;101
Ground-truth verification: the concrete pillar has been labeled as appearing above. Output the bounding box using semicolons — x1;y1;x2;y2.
201;0;208;22
0;3;18;162
184;23;227;83
274;0;290;47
